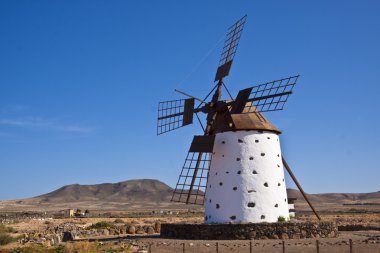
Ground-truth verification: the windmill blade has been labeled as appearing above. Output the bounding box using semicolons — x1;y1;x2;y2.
171;136;215;205
230;75;300;114
214;15;247;82
157;98;195;135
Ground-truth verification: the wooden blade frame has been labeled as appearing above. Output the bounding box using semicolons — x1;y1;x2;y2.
157;98;194;135
215;15;247;82
171;151;212;205
231;75;299;114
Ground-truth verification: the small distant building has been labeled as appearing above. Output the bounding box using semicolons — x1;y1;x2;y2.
64;209;75;218
288;198;297;218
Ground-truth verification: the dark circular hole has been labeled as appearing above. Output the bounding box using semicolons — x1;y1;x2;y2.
236;158;241;161
219;182;223;186
247;202;255;208
230;216;236;220
267;137;270;139
261;215;265;219
209;199;211;203
277;164;280;168
233;187;237;191
237;171;241;174
278;183;281;186
249;157;254;160
252;170;258;174
285;198;287;202
216;204;220;209
264;182;268;187
222;141;225;144
225;171;229;174
275;204;278;208
261;153;265;156
255;140;259;143
277;154;280;157
238;139;243;143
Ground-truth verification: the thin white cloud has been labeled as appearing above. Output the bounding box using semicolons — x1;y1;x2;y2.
0;117;94;134
0;105;28;113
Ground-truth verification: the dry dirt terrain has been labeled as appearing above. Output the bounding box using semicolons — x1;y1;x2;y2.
0;179;379;252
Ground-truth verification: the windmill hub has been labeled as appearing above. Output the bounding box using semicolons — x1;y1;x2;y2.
157;15;321;225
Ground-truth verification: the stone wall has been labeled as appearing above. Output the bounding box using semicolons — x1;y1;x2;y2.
161;222;338;240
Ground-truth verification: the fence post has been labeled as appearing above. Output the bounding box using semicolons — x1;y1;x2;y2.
250;240;252;253
349;239;353;253
316;240;319;253
216;242;219;253
282;240;285;253
182;242;185;253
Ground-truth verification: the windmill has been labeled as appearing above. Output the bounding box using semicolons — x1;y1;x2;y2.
157;15;320;223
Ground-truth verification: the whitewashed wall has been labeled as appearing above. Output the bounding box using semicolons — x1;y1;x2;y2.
204;131;289;223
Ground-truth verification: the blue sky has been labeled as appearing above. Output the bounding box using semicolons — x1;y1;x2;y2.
1;1;379;200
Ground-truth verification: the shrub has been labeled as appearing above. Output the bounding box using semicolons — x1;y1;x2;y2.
0;244;64;253
88;221;114;229
0;225;14;234
0;233;14;246
277;216;286;222
63;242;97;253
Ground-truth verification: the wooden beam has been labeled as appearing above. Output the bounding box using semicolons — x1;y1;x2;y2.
282;156;321;220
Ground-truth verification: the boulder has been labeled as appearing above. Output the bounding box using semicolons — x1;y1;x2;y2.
128;226;136;234
147;226;155;235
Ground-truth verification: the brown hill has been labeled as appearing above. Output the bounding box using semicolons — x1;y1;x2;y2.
287;188;380;204
1;179;379;211
34;179;173;203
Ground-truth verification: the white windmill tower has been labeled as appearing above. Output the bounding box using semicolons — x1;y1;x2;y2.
157;15;320;223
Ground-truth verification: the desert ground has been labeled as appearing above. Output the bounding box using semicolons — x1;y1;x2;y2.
0;180;379;252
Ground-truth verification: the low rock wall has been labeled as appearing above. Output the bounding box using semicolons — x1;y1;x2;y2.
161;222;338;240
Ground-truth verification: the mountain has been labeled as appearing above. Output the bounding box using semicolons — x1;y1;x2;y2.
0;179;379;211
0;179;179;211
287;188;380;204
35;179;173;203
